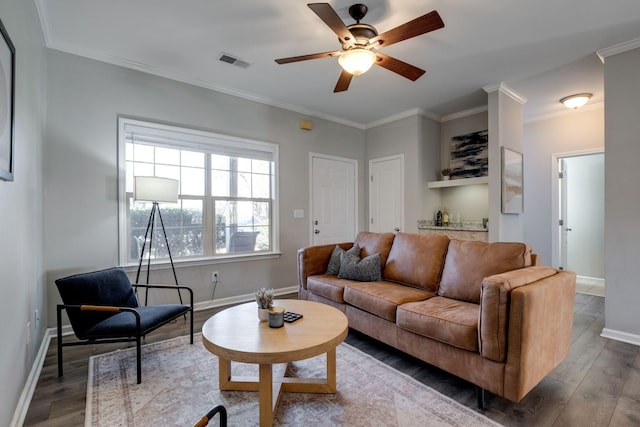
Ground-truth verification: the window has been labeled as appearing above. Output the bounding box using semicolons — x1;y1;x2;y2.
118;118;278;264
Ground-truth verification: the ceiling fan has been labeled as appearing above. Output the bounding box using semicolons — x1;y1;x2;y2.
275;3;444;92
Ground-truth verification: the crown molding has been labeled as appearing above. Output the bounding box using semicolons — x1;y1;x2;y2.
365;108;441;129
597;37;640;63
524;101;604;124
440;105;488;122
483;82;528;104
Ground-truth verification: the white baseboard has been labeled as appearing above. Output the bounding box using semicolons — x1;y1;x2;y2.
10;285;299;426
10;328;54;427
576;275;605;286
601;328;640;347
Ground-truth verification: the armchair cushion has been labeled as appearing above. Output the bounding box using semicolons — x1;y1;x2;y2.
83;305;191;339
56;267;139;339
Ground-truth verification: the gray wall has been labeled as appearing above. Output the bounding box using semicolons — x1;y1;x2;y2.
365;114;440;233
487;89;524;242
523;107;604;266
439;112;489;222
44;50;367;326
603;46;640;341
0;0;46;425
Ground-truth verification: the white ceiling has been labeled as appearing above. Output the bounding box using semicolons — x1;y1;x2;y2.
36;0;640;126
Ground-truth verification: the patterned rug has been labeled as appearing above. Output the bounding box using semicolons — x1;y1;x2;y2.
86;334;501;426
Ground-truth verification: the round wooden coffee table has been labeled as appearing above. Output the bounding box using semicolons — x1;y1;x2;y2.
202;299;348;427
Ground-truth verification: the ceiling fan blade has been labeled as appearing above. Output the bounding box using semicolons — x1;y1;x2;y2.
374;52;425;81
308;3;355;47
334;70;353;92
275;51;341;64
371;11;444;48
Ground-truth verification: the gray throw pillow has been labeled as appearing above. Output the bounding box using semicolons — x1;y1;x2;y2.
338;252;382;282
326;244;360;275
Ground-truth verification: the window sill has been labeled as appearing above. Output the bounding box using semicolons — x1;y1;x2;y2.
120;252;283;272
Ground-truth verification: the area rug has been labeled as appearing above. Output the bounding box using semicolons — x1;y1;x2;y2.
86;334;501;426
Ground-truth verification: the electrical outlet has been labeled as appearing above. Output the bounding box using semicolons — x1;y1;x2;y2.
212;271;219;283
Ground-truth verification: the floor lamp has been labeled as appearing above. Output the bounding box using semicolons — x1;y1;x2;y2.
133;176;183;306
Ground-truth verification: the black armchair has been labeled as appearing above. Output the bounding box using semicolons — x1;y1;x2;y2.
193;405;227;427
55;267;193;384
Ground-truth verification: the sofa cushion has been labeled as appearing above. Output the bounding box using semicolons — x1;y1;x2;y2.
326;243;361;275
354;231;395;268
307;274;354;303
397;297;479;352
338;252;382;281
383;232;450;292
344;281;433;322
438;240;532;304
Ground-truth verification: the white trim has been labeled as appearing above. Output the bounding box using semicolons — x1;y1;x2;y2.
601;328;640;347
483;82;528;104
597;37;640;62
440;105;488;122
10;329;53;427
524;102;604;124
550;149;604;269
365;108;440;129
309;153;359;245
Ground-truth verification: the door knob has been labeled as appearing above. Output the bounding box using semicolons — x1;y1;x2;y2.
314;229;320;234
394;227;400;232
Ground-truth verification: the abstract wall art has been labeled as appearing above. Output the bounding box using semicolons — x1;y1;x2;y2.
449;130;488;179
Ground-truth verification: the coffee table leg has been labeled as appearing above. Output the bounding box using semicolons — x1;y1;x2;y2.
218;357;232;389
327;347;337;392
259;363;274;427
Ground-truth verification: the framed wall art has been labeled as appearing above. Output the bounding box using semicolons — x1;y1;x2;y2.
449;129;488;179
501;147;523;214
0;18;15;181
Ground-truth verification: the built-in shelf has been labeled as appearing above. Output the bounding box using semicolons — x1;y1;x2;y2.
427;176;489;188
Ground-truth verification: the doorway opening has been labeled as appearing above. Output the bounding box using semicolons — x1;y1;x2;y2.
555;151;604;296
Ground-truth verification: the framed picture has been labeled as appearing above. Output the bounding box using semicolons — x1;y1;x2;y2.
0;18;15;181
501;147;523;214
450;129;488;179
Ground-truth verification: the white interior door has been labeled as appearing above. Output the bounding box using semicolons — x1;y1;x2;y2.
558;153;605;279
369;155;404;233
310;154;357;245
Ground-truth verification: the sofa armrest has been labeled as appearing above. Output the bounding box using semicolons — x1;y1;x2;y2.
479;266;560;362
297;242;352;290
488;269;575;402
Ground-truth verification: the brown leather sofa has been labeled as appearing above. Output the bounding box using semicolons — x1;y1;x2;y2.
297;231;576;407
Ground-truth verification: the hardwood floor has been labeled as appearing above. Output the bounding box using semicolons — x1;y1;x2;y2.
23;293;639;426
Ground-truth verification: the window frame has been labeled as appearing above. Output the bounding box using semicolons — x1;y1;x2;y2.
117;117;280;266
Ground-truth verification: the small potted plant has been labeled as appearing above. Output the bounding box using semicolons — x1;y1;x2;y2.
441;168;452;181
255;287;274;321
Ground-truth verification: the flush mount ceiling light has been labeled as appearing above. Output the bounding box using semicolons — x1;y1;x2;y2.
338;48;376;76
560;93;592;109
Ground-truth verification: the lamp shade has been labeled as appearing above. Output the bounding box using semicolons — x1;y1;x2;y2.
134;176;179;203
338;48;376;76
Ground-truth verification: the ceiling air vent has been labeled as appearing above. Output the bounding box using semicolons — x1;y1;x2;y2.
218;53;250;69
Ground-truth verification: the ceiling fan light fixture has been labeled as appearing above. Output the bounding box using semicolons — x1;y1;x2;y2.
560;93;592;109
338;48;376;76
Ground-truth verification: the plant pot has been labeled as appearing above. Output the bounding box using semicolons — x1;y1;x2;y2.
442;175;450;181
258;308;269;322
